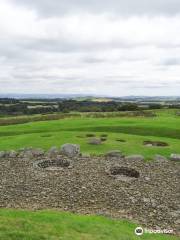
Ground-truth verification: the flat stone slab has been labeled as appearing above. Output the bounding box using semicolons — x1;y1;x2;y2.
170;154;180;162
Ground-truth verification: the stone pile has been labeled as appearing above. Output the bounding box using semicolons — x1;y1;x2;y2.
0;145;179;234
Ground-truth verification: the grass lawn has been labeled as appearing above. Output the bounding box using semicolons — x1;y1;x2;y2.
0;209;178;240
0;109;180;159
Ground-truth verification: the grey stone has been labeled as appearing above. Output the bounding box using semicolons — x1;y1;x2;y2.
8;150;18;158
60;144;80;157
47;146;59;158
169;210;180;218
31;148;44;157
144;177;151;181
20;148;44;158
154;155;168;163
0;151;6;158
105;150;123;158
143;197;151;203
170;154;180;162
19;148;34;158
88;138;101;145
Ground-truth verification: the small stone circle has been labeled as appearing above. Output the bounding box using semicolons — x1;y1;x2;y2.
109;166;140;178
34;158;70;170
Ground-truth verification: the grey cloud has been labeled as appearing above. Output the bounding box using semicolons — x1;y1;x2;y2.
161;58;180;66
1;0;180;96
82;57;105;64
11;0;180;16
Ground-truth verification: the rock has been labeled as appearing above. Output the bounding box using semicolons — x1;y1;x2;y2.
170;154;180;162
8;150;18;158
154;155;168;163
88;138;101;145
125;155;144;161
0;151;6;158
60;144;80;157
169;210;180;218
143;197;151;204
105;150;123;158
19;148;44;158
20;150;34;158
32;148;44;157
47;146;59;158
19;148;34;158
144;177;151;181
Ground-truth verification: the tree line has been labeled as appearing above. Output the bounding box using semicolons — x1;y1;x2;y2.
0;98;175;116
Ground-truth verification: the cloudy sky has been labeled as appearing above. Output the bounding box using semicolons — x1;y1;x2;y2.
0;0;180;96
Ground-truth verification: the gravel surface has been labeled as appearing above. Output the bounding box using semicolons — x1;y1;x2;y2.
0;151;179;234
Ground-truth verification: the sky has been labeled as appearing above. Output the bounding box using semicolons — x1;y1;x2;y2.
0;0;180;96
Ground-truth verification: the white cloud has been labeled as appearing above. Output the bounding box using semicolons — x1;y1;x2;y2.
0;0;180;96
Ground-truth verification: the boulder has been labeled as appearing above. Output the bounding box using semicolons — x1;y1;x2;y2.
19;147;43;158
8;150;18;158
18;148;44;158
47;146;59;158
105;150;123;158
125;155;144;161
0;151;6;158
88;138;101;145
170;154;180;162
60;144;80;157
154;155;168;163
31;148;44;157
19;149;34;158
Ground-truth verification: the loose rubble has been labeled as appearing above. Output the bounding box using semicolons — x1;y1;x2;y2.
0;146;179;235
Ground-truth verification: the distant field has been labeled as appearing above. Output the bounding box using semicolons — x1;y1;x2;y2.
0;209;178;240
0;109;180;159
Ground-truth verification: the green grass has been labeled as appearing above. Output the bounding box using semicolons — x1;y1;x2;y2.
0;109;180;159
0;209;178;240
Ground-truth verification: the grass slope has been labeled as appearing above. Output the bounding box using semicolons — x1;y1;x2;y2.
0;209;178;240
